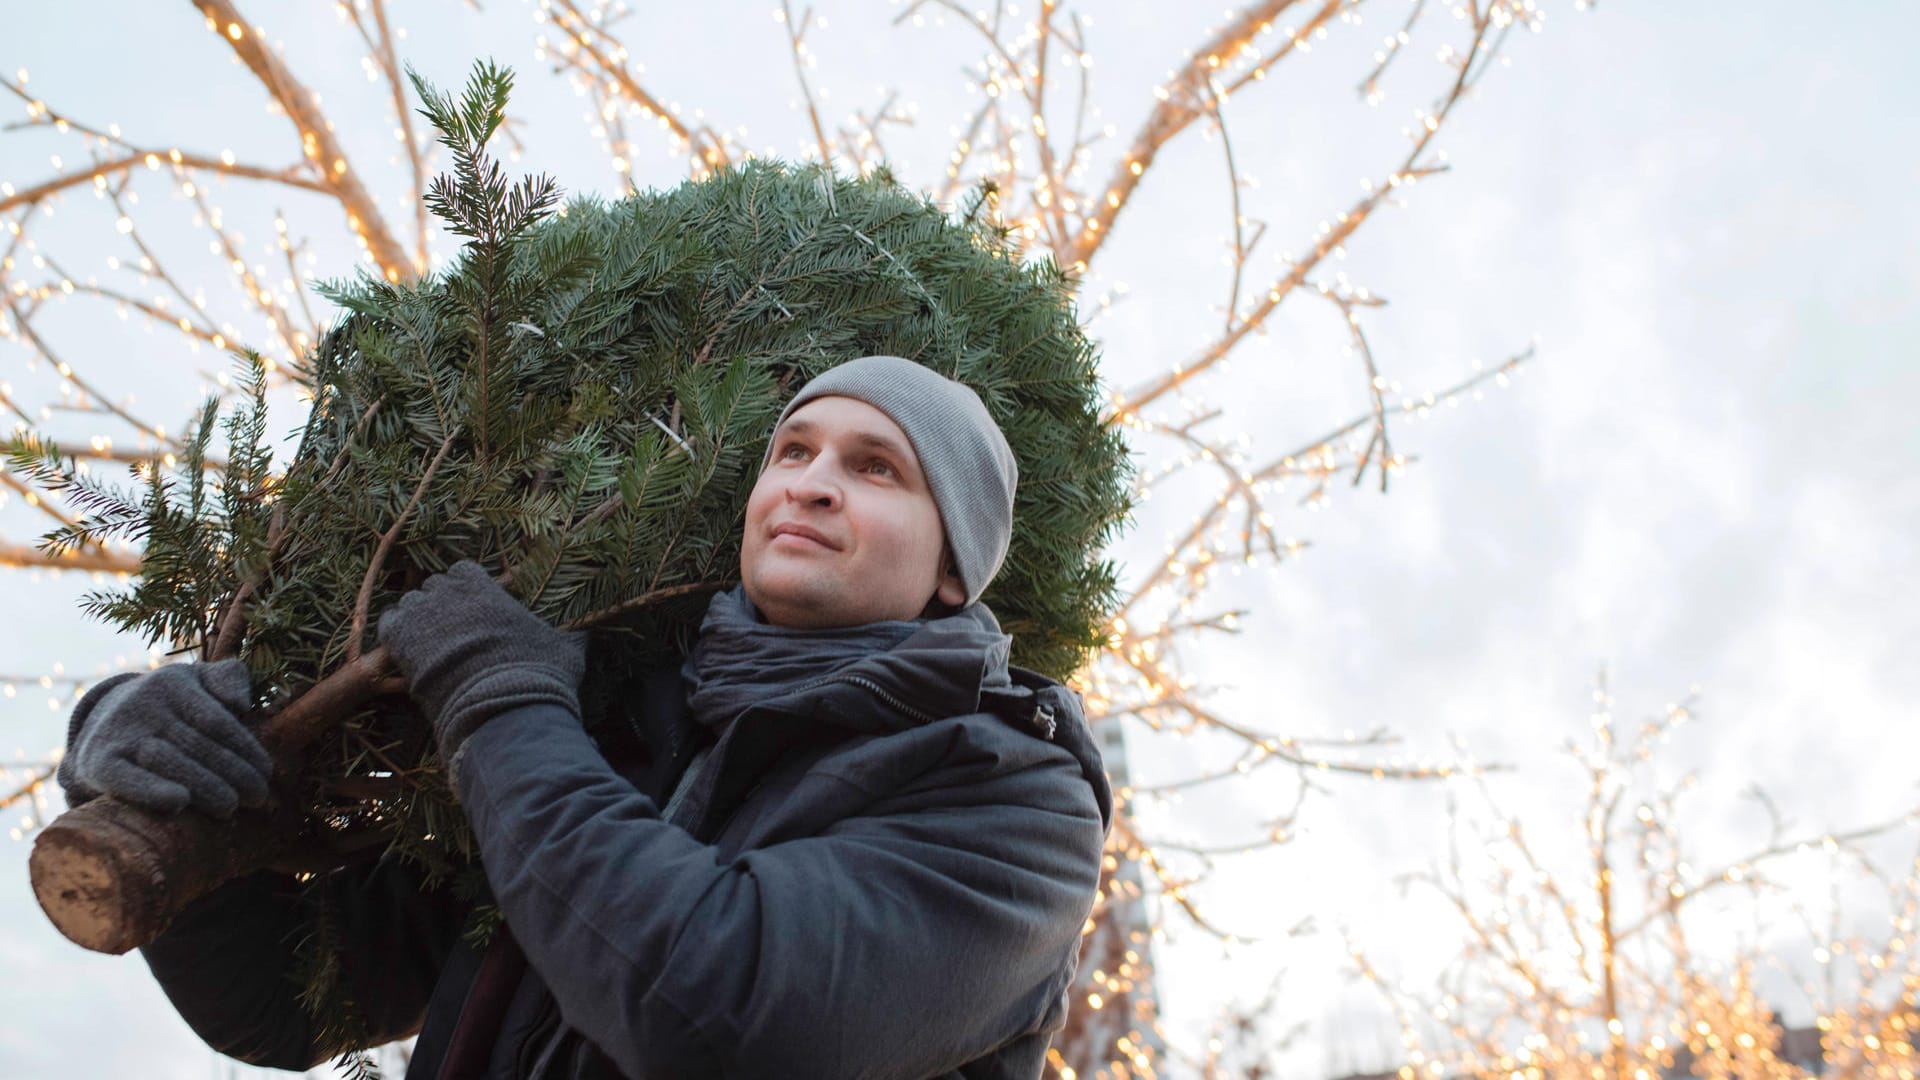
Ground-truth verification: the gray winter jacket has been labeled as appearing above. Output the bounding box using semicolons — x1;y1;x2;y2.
133;610;1111;1079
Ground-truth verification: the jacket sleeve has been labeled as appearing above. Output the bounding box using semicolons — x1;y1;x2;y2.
455;702;1106;1080
137;857;466;1070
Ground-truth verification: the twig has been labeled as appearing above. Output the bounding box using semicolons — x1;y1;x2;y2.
1109;0;1491;417
348;435;455;662
1313;285;1395;492
546;0;731;175
1;287;174;445
40;278;224;351
185;184;303;361
1112;349;1530;626
206;501;284;662
1202;74;1264;337
560;579;726;632
1028;2;1072;253
842;91;912;170
780;1;837;166
1358;0;1429;100
278;223;322;346
0;762;58;813
97;175;229;347
0;150;328;216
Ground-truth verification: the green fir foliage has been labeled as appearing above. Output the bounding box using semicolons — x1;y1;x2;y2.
6;350;278;670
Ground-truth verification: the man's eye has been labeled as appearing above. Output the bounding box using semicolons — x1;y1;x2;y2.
864;460;896;478
779;444;809;460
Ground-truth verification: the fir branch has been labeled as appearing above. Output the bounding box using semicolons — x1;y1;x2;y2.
4;434;147;554
410;61;562;466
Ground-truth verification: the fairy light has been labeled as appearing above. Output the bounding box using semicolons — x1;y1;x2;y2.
1341;673;1920;1079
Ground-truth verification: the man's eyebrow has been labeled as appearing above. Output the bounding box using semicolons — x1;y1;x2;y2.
850;431;915;461
779;418;920;472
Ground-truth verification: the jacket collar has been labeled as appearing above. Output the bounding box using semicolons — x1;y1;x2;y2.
736;602;1010;737
762;613;1115;835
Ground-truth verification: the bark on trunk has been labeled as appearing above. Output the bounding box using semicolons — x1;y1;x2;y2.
28;792;301;954
28;648;397;954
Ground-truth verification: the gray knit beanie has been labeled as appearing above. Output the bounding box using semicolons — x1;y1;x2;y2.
768;355;1017;607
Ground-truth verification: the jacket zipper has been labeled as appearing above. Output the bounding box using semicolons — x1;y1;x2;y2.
754;671;939;727
833;674;938;726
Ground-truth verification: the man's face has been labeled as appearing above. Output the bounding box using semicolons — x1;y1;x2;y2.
741;395;966;628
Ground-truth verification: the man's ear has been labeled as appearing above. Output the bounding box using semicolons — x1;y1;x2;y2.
934;561;967;609
927;549;966;613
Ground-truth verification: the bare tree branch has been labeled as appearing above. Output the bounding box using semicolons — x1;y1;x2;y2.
779;1;837;166
2;281;174;445
0;537;139;573
0;151;330;216
344;0;431;275
1110;2;1503;417
0;761;58;815
189;0;414;281
1070;0;1342;273
544;0;733;176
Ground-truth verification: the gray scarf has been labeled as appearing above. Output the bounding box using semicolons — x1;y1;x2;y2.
682;586;924;730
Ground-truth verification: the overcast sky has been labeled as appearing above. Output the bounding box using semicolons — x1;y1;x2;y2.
2;3;1916;1078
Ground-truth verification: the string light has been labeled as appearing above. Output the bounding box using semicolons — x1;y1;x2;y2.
1343;676;1920;1080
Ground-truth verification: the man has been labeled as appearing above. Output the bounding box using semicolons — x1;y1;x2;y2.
57;355;1112;1079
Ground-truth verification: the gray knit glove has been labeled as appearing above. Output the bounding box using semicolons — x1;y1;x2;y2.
56;659;272;818
376;561;586;777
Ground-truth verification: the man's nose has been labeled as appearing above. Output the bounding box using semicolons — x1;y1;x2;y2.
786;456;842;507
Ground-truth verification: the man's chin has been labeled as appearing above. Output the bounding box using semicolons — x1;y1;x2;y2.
743;576;846;628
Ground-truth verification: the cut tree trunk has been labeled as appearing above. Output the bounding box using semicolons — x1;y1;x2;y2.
29;792;302;954
29;648;398;953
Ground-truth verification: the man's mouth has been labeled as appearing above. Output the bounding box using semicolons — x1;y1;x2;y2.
771;523;839;549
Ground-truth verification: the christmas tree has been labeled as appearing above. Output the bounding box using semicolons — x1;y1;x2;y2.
24;61;1130;1016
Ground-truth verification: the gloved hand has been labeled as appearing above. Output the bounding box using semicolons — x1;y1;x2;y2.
376;560;586;777
56;659;272;819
